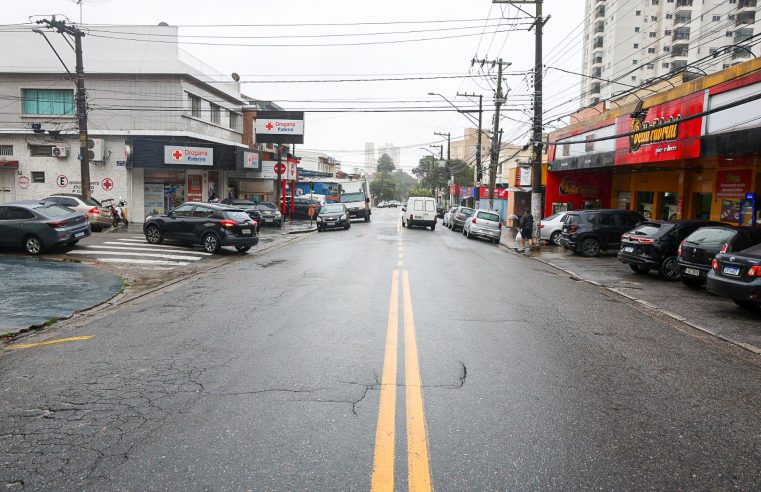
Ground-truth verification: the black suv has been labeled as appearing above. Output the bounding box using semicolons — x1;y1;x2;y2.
144;202;258;253
221;198;262;231
618;220;725;280
559;209;644;257
678;226;761;287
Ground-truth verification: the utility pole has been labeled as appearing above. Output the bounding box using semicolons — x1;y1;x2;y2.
434;132;451;207
494;0;548;238
456;92;483;205
472;57;510;211
36;17;92;200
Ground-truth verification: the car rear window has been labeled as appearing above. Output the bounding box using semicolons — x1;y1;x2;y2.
461;208;474;216
425;201;435;212
82;197;102;207
223;211;251;222
630;222;671;237
477;212;500;222
738;243;761;256
566;214;579;225
685;227;736;246
36;204;76;218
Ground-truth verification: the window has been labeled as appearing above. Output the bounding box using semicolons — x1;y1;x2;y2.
188;94;202;118
647;63;655;69
666;13;673;19
727;31;734;37
562;143;570;157
729;15;735;21
210;104;221;125
634;27;640;32
599;213;615;226
59;197;78;207
662;62;670;68
22;89;74;116
230;112;240;130
709;47;718;55
665;30;672;35
31;171;45;183
29;145;53;157
172;204;195;217
636;10;641;15
425;201;435;212
414;200;423;211
648;48;656;53
192;206;215;218
634;43;639;48
651;16;658;21
652;0;659;4
664;46;671;52
650;32;657;37
631;76;637;81
633;59;638;64
713;15;721;21
5;207;35;220
0;145;12;156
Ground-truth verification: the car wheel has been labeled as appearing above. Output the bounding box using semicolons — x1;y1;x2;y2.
734;299;759;310
235;245;251;253
629;264;650;274
430;223;436;231
24;235;43;255
145;225;163;244
466;228;472;239
549;230;561;245
202;233;221;253
579;238;600;257
365;214;370;222
682;277;705;288
659;256;681;281
317;226;323;232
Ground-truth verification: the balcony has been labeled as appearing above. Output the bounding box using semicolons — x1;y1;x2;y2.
676;0;693;6
674;13;692;25
595;20;605;33
591;82;601;94
736;11;756;26
593;56;603;65
673;27;691;41
592;67;602;78
732;46;754;60
738;0;757;10
593;38;604;49
671;48;689;58
595;6;605;19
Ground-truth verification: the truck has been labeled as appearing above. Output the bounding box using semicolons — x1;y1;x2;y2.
338;179;371;222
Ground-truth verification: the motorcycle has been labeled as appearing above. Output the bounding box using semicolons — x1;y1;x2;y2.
104;198;129;227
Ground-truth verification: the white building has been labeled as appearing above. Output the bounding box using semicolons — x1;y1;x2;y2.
0;25;251;221
581;0;758;106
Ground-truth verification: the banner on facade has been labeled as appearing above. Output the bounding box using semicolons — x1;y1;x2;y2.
255;111;305;145
716;169;753;198
239;150;262;171
164;146;213;166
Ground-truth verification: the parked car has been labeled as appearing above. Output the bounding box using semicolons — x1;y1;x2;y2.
254;202;282;227
618;220;726;280
463;209;502;244
285;197;322;219
539;211;570;245
377;201;388;208
678;226;761;288
221;198;261;232
388;200;399;208
707;243;761;310
43;193;112;231
0;200;90;255
442;206;457;228
559;209;644;257
401;196;437;230
316;203;350;231
436;205;446;219
144;202;258;253
450;206;475;232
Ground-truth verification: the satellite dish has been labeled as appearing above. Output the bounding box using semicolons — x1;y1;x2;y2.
158;21;169;26
231;72;240;81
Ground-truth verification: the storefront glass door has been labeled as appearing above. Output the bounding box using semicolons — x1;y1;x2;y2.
637;192;654;220
695;192;711;220
659;192;678;220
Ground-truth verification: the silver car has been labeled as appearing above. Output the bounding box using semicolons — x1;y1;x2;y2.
44;194;112;231
540;211;570;245
442;206;457;228
463;209;502;244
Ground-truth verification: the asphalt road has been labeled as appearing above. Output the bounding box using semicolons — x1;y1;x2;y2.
3;208;761;490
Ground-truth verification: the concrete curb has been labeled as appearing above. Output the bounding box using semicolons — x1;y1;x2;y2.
284;226;318;235
1;233;308;344
497;240;761;355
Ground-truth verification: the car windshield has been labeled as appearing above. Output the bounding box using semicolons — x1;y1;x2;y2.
321;204;344;214
36;204;76;217
477;212;500;222
223;211;251;222
685;227;736;246
341;193;364;202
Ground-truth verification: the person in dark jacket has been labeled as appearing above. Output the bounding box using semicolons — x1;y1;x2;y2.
518;212;534;250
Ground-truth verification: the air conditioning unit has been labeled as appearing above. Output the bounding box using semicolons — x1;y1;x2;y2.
51;146;69;158
87;138;105;161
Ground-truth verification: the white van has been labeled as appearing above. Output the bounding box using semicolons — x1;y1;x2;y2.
401;196;437;230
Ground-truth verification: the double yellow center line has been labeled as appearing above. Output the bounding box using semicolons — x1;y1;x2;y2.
371;268;432;491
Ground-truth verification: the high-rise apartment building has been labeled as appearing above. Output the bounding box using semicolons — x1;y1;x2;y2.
581;0;758;106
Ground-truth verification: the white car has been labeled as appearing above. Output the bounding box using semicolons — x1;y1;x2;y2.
401;196;437;230
540;211;570;245
442;206;457;228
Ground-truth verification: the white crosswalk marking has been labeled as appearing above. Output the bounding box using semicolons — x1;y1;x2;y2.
103;240;206;251
67;250;203;261
97;258;190;266
91;245;212;255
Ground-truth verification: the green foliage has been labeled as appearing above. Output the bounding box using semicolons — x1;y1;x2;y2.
390;170;418;200
376;153;395;175
370;177;397;201
408;186;433;197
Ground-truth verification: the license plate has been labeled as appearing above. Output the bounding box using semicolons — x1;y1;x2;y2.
265;218;273;222
623;246;634;253
723;266;741;276
241;228;251;235
684;267;700;276
74;231;85;238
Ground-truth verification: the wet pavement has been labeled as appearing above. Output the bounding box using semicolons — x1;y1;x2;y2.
0;257;123;335
499;228;761;352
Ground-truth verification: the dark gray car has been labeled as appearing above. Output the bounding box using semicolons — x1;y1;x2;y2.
0;201;91;255
450;206;475;232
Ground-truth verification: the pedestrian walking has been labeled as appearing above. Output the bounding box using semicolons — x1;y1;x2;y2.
518;212;534;254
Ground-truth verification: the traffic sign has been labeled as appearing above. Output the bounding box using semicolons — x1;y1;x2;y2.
274;163;286;175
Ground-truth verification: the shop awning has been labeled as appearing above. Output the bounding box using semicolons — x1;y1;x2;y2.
505;186;531;193
0;160;19;169
298;168;334;178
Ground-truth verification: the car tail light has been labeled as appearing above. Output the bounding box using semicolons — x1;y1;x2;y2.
634;238;655;244
47;221;69;228
498;222;502;229
678;240;684;256
569;225;579;233
409;214;413;222
719;243;730;254
621;233;631;240
472;218;477;224
219;220;236;228
88;207;99;214
456;214;462;219
712;258;719;271
747;266;761;277
540;224;545;228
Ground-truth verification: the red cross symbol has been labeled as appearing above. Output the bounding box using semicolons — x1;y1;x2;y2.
171;149;183;160
265;122;274;131
102;178;113;191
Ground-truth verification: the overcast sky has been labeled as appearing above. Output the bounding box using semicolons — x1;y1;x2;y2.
6;0;585;172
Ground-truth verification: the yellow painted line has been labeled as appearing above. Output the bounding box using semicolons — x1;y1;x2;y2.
371;270;400;492
402;271;432;492
7;336;93;350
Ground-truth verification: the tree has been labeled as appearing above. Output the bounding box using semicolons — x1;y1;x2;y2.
370;177;396;202
374;153;396;201
389;170;418;200
376;153;395;175
408;186;433;197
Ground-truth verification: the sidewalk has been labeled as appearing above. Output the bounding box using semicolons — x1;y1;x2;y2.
499;228;761;354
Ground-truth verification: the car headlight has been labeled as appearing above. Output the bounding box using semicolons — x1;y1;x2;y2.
341;214;348;220
275;211;282;218
317;217;323;221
